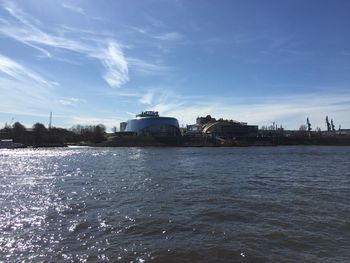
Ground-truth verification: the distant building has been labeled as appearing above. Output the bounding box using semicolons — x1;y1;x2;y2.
197;115;258;138
197;115;215;125
339;129;350;136
186;124;202;135
125;111;180;137
185;124;203;137
119;122;127;132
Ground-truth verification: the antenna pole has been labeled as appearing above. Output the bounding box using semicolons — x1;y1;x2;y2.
49;112;52;130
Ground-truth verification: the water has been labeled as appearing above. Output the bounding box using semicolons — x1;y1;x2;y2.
0;146;349;262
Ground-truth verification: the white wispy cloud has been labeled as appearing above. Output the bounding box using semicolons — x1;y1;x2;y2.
0;1;171;88
97;42;129;88
58;97;87;106
61;2;85;15
0;53;57;115
0;1;91;55
128;26;148;35
128;58;171;75
154;32;183;41
0;53;55;87
0;1;129;88
4;0;41;25
0;53;89;125
139;90;154;105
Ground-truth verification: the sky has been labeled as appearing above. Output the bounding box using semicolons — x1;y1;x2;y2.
0;0;350;131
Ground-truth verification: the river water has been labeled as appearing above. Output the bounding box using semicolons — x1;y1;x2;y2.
0;146;349;262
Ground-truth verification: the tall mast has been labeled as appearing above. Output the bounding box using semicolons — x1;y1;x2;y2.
307;117;312;132
326;116;331;131
49;112;52;130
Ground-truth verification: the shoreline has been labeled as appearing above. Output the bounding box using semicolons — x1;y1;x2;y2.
3;136;350;149
71;136;350;147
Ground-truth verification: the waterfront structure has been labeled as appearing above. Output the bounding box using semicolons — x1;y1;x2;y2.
339;129;350;136
125;111;180;137
186;124;202;135
0;139;25;149
119;122;127;132
197;115;258;138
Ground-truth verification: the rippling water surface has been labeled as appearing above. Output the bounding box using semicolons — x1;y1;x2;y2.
0;146;349;262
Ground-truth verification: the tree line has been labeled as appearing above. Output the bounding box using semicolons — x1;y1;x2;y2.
0;122;106;146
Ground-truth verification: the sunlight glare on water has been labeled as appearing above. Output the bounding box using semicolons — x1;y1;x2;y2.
0;146;349;262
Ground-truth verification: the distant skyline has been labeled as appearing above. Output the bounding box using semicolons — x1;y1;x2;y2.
1;0;350;130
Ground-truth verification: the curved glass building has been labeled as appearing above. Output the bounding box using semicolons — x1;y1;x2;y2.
125;111;180;136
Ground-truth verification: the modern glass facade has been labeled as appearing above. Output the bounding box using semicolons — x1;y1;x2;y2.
125;112;180;137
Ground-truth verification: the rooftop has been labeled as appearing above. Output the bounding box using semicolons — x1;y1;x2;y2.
136;111;159;118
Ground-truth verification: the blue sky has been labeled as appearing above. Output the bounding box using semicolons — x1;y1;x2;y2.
0;0;349;130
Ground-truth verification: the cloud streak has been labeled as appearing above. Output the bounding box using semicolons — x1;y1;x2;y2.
99;42;129;88
154;32;183;41
0;1;176;89
0;53;54;87
128;58;171;75
61;3;85;15
58;97;87;106
0;53;57;115
0;53;88;124
0;1;129;88
139;90;154;105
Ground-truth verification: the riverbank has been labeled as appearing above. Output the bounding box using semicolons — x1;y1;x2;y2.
4;134;350;148
74;135;350;147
